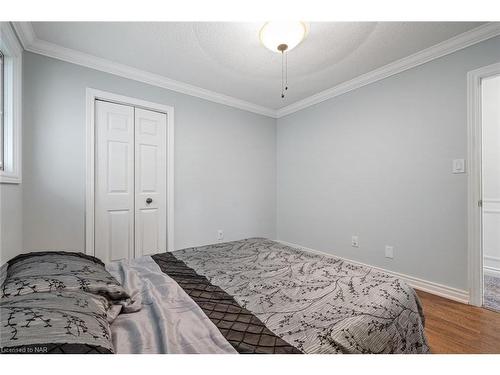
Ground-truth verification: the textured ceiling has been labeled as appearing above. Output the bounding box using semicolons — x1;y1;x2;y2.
32;22;484;110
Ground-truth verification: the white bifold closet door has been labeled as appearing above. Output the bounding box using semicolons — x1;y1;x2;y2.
134;107;167;258
95;100;167;263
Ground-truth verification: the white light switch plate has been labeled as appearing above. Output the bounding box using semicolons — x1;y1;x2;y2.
452;159;466;174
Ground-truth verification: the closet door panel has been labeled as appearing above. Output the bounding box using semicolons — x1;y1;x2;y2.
108;210;132;261
135;108;167;257
95;101;135;263
139;209;159;255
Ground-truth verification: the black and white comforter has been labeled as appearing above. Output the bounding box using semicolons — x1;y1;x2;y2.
154;238;429;354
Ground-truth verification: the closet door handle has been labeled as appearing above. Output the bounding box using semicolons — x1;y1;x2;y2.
146;198;153;204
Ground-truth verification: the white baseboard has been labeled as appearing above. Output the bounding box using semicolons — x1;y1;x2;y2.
277;240;470;304
484;266;500;278
484;255;500;270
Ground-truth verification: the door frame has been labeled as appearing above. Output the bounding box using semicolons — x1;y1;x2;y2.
85;88;175;256
467;62;500;306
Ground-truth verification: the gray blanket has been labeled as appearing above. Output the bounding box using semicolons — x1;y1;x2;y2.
173;238;429;354
107;256;236;354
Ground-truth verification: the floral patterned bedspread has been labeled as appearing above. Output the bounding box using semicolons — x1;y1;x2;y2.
173;238;429;354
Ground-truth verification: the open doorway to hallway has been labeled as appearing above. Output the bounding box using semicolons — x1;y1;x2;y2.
482;74;500;312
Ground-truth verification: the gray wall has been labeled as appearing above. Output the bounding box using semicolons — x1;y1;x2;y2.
7;36;500;292
0;184;23;263
277;36;500;291
22;52;276;254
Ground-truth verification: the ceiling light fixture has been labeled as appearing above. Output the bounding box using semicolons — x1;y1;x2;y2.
259;21;307;99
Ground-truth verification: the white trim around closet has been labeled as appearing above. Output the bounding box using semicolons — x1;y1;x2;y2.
85;88;175;256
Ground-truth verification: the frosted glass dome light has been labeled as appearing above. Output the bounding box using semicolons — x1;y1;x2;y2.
259;21;306;53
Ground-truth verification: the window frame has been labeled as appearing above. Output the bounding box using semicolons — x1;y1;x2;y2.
0;22;22;184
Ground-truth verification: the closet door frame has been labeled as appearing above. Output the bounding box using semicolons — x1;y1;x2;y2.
85;88;175;256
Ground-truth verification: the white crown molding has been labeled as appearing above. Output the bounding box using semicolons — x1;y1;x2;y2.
276;22;500;118
11;22;500;120
11;22;278;118
278;240;470;304
10;21;35;48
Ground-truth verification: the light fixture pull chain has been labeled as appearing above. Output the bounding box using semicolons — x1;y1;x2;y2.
277;43;289;99
281;50;285;98
285;51;288;92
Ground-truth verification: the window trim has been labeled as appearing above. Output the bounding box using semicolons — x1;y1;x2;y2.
0;50;4;172
0;22;22;184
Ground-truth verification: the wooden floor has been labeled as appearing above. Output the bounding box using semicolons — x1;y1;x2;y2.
416;290;500;353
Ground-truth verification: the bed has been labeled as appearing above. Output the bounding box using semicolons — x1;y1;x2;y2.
0;238;429;354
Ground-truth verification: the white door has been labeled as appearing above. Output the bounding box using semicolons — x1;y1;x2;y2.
95;100;135;263
135;108;167;257
95;101;167;262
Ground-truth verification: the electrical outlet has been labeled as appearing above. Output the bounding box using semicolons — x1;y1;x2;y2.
351;236;359;248
217;230;224;241
385;245;394;259
452;159;465;174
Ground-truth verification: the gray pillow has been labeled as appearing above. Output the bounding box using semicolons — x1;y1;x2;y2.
0;251;132;353
2;251;130;302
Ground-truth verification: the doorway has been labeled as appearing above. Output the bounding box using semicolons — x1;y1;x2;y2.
468;62;500;308
482;74;500;311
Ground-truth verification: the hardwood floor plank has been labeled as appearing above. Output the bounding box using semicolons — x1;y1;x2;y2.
416;290;500;354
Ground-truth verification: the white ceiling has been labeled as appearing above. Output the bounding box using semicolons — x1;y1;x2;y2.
29;22;485;110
